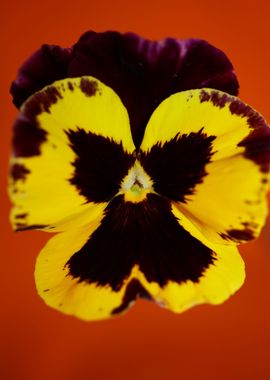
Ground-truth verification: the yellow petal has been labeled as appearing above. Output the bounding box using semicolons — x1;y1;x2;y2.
136;203;245;313
178;154;269;244
9;76;135;232
140;88;270;244
35;193;245;320
35;217;138;321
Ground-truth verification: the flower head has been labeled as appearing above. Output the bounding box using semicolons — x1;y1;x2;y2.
9;31;270;321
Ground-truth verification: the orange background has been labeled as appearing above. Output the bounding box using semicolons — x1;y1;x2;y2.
1;1;270;379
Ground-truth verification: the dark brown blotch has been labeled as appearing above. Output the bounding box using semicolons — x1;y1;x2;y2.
13;117;47;157
112;279;152;315
15;224;48;232
139;128;216;202
199;90;210;103
12;85;64;157
23;85;63;118
68;82;74;91
200;90;229;108
80;78;99;97
15;213;28;219
220;227;255;242
238;126;270;173
225;95;270;173
10;163;30;181
229;99;266;129
67;128;135;202
66;194;215;291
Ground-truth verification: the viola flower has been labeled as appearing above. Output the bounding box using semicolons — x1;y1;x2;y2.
9;31;270;321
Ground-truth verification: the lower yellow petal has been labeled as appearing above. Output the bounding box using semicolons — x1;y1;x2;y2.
35;219;137;321
136;204;245;313
35;194;245;320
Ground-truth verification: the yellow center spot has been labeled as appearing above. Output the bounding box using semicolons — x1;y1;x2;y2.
130;183;141;194
125;186;151;203
121;160;153;203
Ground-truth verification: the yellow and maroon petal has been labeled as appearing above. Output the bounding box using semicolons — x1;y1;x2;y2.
137;204;244;313
35;217;132;321
9;76;135;232
140;88;270;244
35;193;244;320
35;207;150;321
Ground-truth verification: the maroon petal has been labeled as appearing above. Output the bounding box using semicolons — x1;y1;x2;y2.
10;44;72;108
69;31;238;146
10;31;239;147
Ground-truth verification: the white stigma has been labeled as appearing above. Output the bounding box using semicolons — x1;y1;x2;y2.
121;160;153;193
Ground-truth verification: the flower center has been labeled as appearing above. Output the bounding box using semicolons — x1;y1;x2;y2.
121;160;153;203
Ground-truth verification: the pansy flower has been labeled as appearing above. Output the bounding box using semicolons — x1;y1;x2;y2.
9;31;270;321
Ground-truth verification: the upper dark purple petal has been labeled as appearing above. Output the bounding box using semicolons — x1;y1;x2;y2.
10;31;239;147
11;45;72;109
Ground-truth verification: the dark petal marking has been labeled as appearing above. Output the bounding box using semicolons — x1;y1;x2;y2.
12;84;64;158
112;279;152;315
10;163;30;181
199;90;211;103
10;44;72;108
229;98;266;128
68;81;74;91
15;224;48;232
200;90;270;172
15;213;28;219
67;128;135;203
200;89;229;108
139;129;216;202
220;228;255;242
13;117;47;157
66;194;215;291
80;77;99;96
237;118;270;173
23;85;63;118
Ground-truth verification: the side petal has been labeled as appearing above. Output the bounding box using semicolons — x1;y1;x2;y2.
9;76;135;232
140;88;270;244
